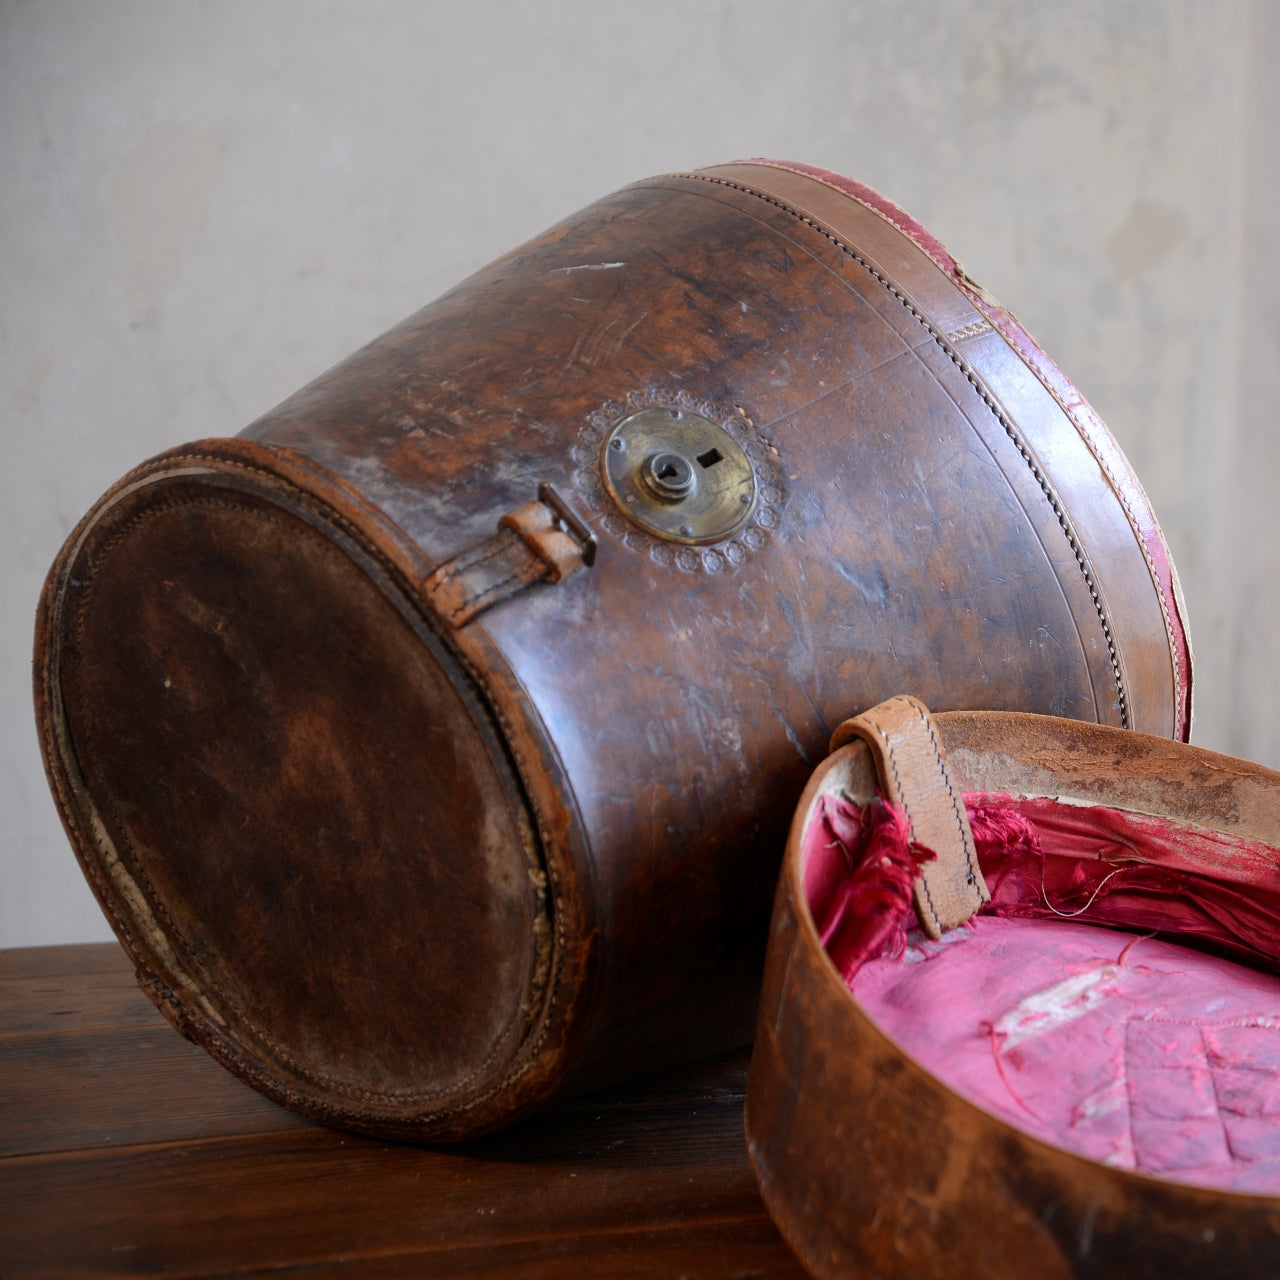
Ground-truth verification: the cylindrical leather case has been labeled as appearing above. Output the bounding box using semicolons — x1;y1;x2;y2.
748;703;1280;1278
34;160;1191;1140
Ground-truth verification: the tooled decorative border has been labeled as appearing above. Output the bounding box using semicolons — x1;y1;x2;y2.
571;386;789;575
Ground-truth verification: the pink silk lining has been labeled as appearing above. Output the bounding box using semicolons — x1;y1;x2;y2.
806;790;1280;1191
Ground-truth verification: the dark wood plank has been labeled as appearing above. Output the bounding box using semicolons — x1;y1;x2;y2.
0;1074;800;1277
0;944;804;1278
0;940;130;980
317;1222;804;1279
0;939;305;1154
0;1022;308;1156
1;967;160;1036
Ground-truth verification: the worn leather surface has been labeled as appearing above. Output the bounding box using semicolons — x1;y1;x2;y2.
43;470;550;1127
36;162;1190;1139
748;708;1280;1278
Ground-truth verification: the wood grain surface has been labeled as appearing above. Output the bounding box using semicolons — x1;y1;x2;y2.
0;943;805;1278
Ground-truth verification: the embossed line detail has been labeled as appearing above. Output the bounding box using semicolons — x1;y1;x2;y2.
677;173;1130;730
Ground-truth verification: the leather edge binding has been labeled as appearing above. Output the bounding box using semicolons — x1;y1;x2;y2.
723;157;1193;743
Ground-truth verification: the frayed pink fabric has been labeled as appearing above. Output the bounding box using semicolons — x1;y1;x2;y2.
803;789;1280;1191
803;794;932;984
972;793;1280;973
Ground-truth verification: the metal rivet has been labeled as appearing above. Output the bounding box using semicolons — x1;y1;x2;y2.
610;437;626;450
680;523;694;536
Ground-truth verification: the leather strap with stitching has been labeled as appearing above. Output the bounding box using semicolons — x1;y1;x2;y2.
830;694;989;939
423;494;592;629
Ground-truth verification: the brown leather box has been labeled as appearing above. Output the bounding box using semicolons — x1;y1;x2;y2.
35;161;1190;1140
749;697;1280;1278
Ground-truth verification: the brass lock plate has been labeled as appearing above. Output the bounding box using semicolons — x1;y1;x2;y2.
600;407;757;544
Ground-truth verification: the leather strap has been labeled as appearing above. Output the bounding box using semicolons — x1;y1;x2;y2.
424;485;595;628
830;694;989;939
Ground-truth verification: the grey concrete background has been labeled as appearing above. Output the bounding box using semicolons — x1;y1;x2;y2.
3;1;1276;947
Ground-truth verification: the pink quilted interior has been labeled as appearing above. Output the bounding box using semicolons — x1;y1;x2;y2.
805;791;1280;1192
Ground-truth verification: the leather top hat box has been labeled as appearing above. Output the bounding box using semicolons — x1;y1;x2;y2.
749;696;1280;1278
35;161;1189;1140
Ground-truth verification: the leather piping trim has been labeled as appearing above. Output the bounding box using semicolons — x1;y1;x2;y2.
672;170;1132;730
742;157;1189;739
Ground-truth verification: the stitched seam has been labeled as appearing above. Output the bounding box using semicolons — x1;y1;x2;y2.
726;161;962;279
1203;1023;1234;1162
722;165;1182;728
944;319;993;343
54;459;567;1113
1103;475;1183;726
182;461;569;1120
679;172;1131;730
971;323;1185;728
988;342;1183;728
1121;1016;1138;1169
860;711;942;933
1146;1015;1280;1031
907;697;982;899
450;563;542;624
438;533;518;581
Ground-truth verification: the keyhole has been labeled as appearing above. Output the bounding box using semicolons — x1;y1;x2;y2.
642;451;696;500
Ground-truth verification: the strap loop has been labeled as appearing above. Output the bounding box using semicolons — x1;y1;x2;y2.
424;482;595;628
831;695;989;938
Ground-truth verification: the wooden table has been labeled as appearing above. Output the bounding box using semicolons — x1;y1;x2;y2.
0;943;806;1277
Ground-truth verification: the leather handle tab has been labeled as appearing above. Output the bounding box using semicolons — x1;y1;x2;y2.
424;482;595;628
830;695;989;939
